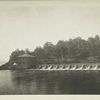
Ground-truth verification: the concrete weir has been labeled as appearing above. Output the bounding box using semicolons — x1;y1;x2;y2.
36;64;100;70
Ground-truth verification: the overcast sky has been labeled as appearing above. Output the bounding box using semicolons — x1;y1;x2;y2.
0;0;100;62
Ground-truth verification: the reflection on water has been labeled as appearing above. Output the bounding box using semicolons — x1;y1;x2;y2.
0;70;100;94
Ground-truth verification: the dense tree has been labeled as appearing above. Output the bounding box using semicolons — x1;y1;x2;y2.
72;37;89;58
10;49;25;60
9;35;100;63
43;42;55;59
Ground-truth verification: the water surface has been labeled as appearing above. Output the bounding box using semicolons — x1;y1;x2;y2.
0;70;100;94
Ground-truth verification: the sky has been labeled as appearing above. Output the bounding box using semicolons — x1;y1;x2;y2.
0;0;100;62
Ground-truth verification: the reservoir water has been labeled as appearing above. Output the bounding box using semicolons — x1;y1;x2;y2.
0;69;100;94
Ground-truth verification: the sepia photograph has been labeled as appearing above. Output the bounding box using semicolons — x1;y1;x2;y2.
0;0;100;95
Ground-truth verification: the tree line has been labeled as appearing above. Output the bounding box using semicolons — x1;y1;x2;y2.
10;35;100;64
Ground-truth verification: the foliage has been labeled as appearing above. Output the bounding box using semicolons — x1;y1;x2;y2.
10;35;100;64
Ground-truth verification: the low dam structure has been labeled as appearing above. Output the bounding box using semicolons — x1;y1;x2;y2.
36;63;100;70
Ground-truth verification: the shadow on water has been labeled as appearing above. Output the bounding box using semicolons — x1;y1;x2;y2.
11;70;100;94
0;70;100;94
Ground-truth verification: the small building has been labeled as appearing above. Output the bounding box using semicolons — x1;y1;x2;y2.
13;53;36;69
